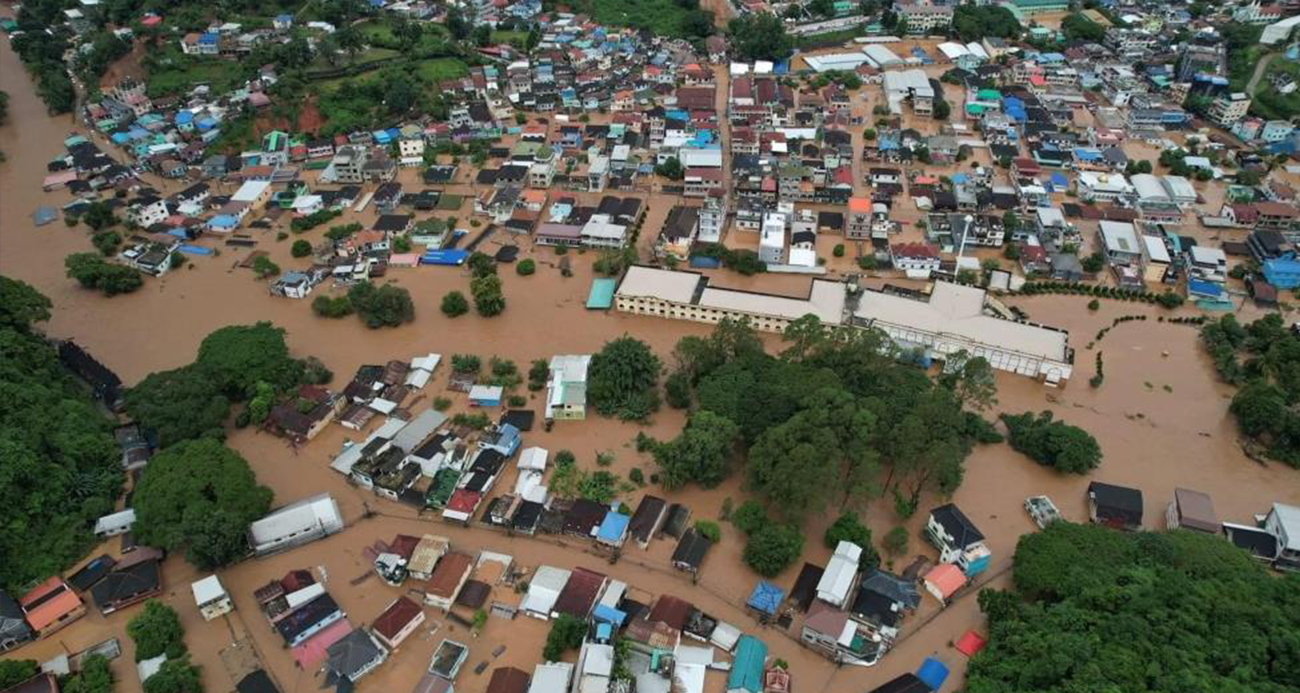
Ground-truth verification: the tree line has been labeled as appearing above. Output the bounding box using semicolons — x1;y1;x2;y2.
1202;313;1300;467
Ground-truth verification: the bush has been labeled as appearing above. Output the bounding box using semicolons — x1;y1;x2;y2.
433;397;452;411
884;526;909;557
516;258;536;276
1087;299;1100;311
451;412;491;430
92;230;121;256
542;614;586;661
731;500;769;535
1000;410;1103;474
665;370;692;409
694;520;721;543
252;255;280;279
127;601;185;662
452;354;482;374
441;290;470;317
833;244;846;258
1156;291;1185;309
743;523;804;577
823;512;880;569
471;274;506;316
290;239;313;258
64;253;143;296
311;295;353;318
349;282;415;328
629;467;644;486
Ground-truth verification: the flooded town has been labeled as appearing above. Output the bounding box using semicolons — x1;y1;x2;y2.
2;0;1300;692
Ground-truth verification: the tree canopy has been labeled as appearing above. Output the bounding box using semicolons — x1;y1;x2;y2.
950;5;1021;43
823;512;880;570
1060;12;1106;42
64;253;143;296
742;522;805;578
132;438;273;569
1000;410;1102;474
968;522;1300;693
125;365;231;448
0;278;122;591
196;322;303;398
128;600;186;662
588;335;662;421
1201;313;1300;466
727;13;794;62
348;282;415;328
650;410;739;489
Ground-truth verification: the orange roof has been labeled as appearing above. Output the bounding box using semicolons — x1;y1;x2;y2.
923;564;966;599
20;578;83;632
521;189;548;204
847;197;872;213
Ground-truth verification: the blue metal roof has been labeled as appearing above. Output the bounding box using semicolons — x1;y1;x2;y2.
597;512;630;543
592;604;626;626
917;658;950;690
746;581;784;616
727;637;768;693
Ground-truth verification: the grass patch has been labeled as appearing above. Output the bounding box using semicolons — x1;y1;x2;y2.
1250;57;1300;121
491;30;529;44
435;194;464;211
146;50;247;97
414;57;470;82
798;26;863;49
588;0;707;38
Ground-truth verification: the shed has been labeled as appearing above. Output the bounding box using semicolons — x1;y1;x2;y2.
745;582;783;618
469;385;504;407
955;630;986;657
816;541;862;608
486;667;531;693
916;658;949;691
521;566;571;619
1167;488;1219;534
191;575;232;621
1087;481;1143;530
788;563;825;612
922;564;965;604
93;509;136;537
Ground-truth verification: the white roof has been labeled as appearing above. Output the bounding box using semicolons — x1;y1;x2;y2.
518;446;549;471
617;265;702;304
1035;207;1066;227
699;279;847;325
549;354;591;382
788;247;818;268
514;471;547;503
816;541;862;603
937;42;970;60
596;580;626;610
410;353;442;372
231;180;270;203
582;215;626;241
853;281;1070;362
1272;504;1300;550
862;44;903;68
1099;221;1140;254
679;148;723;168
965;42;989;59
248;493;342;547
729;62;750;76
291;194;323;211
405;369;432;389
392;409;447;452
94;509;136;534
753;60;774;73
709;621;741;651
673;644;714;667
191;575;227;605
286;582;326;609
581;643;614;677
469;385;504;399
1131;173;1168;201
1143;235;1171;264
1162;175;1196;200
1189;245;1225;265
369;397;398;414
530;663;575;693
803;52;869;72
521;566;571;615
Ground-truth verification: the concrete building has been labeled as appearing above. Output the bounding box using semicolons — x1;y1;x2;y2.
1209;92;1251;127
896;4;953;33
248;493;344;556
614;267;1073;384
192;575;233;621
883;70;934;116
545;355;591;421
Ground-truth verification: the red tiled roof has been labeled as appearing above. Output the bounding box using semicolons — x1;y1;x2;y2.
373;596;423;640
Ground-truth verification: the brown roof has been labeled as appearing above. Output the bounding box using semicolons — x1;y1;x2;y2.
372;596;423;640
552;567;605;618
485;667;531;693
647;595;693;630
1255;201;1298;218
1173;488;1219;533
425;552;473;598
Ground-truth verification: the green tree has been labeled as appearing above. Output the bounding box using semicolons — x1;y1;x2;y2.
133;439;273;569
468;251;497;278
92;230;122;256
252;255;280;279
312;295;354;318
471;274;506;316
0;275;52;330
1081;251;1106;273
126;365;230;447
651;410;740;489
1060;12;1106;42
588;336;662;420
542;614;586;661
441;290;470;317
939;350;999;411
61;654;113;693
196;322;302;397
730;500;770;535
81;201;118;231
823;512;880;569
694;520;721;543
727;13;794;62
349;282;415;328
743;523;804;577
128;600;185;662
1000;410;1102;474
664;370;692;409
883;526;909;557
290;239;313;258
516;258;536;276
654;157;684;180
65;253;143;296
142;656;202;693
0;661;38;689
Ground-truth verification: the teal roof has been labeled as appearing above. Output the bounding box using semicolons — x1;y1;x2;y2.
727;636;767;693
586;278;616;309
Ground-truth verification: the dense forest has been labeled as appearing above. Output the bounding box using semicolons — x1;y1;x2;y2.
0;277;123;592
968;522;1300;692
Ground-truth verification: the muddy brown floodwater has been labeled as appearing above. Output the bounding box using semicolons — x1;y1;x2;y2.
4;32;1300;693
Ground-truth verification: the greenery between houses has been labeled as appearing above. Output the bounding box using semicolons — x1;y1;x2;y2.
587;335;662;421
967;522;1300;693
65;253;144;296
0;277;123;592
348;281;415;328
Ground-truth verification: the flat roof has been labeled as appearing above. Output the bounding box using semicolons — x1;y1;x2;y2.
698;279;846;325
616;265;703;304
853;282;1069;362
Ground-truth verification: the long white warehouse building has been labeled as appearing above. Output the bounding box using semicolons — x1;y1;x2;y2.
614;266;1073;385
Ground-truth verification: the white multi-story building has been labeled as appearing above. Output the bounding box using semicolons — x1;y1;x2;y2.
1209;92;1251;127
759;212;787;265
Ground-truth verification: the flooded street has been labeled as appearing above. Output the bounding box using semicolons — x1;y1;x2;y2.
5;31;1300;693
